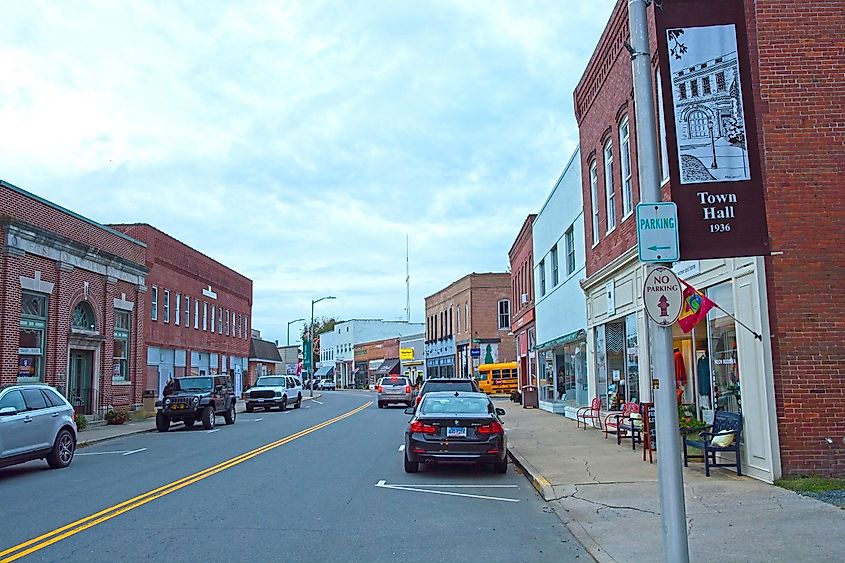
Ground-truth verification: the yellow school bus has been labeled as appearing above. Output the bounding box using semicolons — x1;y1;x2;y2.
475;362;519;395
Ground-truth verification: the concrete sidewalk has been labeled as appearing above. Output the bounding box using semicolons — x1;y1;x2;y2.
77;395;322;448
503;403;844;563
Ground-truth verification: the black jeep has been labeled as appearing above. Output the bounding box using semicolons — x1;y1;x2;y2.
155;375;237;432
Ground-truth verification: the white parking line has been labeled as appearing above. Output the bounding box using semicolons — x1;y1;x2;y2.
375;480;519;503
398;445;405;452
388;483;518;488
311;400;323;405
206;429;220;433
122;448;147;456
254;418;263;421
76;451;131;456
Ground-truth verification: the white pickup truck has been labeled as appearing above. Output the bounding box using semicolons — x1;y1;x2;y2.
244;375;303;411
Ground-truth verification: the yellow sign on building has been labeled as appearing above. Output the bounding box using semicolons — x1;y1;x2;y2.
399;347;414;361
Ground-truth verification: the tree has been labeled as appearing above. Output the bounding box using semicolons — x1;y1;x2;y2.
301;317;337;340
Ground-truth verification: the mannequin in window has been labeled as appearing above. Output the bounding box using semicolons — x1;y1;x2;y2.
674;348;687;404
697;351;711;409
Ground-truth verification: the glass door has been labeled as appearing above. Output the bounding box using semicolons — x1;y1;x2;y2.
68;350;93;414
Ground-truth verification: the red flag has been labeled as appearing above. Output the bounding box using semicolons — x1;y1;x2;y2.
677;280;716;333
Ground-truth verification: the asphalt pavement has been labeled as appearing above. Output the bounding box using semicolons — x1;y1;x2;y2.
0;392;587;562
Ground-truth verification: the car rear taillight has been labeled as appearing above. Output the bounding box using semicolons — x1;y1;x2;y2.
477;421;504;434
415;395;422;405
409;420;437;434
405;385;411;393
376;386;382;393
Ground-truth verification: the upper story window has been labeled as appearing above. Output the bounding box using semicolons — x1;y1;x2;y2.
604;140;616;232
551;245;559;287
194;299;199;329
150;286;158;321
679;82;687;99
539;259;546;297
184;296;190;327
565;226;576;275
716;71;726;91
175;294;181;326
690;78;699;97
203;302;208;331
218;307;223;334
163;289;170;323
210;305;215;333
457;304;462;333
702;75;712;95
225;310;230;336
497;300;511;330
72;301;96;331
590;161;600;245
619;116;633;218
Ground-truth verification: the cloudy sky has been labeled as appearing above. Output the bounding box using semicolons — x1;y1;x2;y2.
0;0;615;343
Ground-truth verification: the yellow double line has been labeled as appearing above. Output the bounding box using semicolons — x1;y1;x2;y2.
0;401;370;562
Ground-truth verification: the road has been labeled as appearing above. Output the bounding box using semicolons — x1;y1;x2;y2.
0;392;587;562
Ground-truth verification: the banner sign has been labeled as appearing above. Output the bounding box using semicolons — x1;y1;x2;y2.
399;347;415;361
655;0;769;259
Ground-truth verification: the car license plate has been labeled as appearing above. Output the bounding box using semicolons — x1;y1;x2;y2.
447;427;466;438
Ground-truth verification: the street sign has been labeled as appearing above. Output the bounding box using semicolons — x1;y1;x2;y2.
643;266;683;327
470;348;481;358
636;202;680;263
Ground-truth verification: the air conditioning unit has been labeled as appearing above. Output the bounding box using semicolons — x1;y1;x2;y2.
520;293;529;305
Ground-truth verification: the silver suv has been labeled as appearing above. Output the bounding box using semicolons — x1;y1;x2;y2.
377;376;414;408
0;384;77;470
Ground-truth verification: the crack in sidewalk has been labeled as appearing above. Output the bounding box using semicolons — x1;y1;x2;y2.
570;484;661;516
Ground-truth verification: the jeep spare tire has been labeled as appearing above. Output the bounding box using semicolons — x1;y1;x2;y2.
201;406;215;429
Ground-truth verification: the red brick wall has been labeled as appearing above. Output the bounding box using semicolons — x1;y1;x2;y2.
508;214;536;323
466;274;517;363
109;224;252;390
1;182;147;409
750;0;845;476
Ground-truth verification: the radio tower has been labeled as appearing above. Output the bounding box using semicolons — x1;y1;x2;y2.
405;234;411;322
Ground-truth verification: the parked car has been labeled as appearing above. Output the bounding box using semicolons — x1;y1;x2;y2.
245;375;302;412
156;375;236;432
403;391;507;473
0;384;77;470
319;379;336;391
413;377;481;409
377;376;414;408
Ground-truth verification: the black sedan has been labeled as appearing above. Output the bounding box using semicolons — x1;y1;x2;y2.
403;391;507;474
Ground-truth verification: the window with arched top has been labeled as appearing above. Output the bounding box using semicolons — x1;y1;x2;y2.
72;301;96;330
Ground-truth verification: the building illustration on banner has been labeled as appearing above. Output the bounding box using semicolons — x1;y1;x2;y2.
668;24;750;184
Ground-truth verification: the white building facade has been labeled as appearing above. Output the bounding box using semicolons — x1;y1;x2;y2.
321;319;424;388
533;148;589;417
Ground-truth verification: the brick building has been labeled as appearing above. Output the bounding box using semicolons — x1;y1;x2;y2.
109;224;252;399
1;180;147;416
574;0;844;480
508;215;537;390
425;273;515;379
354;336;400;387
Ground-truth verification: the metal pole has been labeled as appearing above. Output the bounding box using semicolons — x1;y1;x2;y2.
628;1;690;561
309;300;315;398
287;318;305;346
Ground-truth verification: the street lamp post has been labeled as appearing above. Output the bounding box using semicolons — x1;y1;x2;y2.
287;318;305;346
310;296;336;397
708;117;718;169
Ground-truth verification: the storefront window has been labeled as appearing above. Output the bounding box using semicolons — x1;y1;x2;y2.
708;282;739;414
625;314;639;403
594;325;608;409
20;291;48;382
605;320;626;410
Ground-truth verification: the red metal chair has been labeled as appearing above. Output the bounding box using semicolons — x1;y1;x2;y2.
603;402;639;439
576;397;602;430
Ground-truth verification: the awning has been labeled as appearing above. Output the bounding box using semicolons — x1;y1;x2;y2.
372;359;400;377
535;329;586;352
314;366;334;378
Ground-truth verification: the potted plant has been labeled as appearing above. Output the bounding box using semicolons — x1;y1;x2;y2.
105;407;129;425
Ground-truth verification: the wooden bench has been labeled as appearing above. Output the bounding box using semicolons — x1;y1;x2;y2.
682;410;743;477
576;397;602;430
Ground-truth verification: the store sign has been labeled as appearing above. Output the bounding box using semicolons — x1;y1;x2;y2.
399;347;414;361
470;348;481;358
655;0;769;259
643;267;683;327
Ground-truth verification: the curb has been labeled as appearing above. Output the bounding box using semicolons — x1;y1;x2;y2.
78;395;324;448
508;446;614;563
